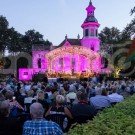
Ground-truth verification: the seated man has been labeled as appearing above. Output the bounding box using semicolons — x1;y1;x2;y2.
71;92;96;123
23;102;63;135
108;87;124;103
0;100;22;135
90;88;111;111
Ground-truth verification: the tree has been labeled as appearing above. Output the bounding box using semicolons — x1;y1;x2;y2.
121;18;135;40
131;6;135;15
44;39;52;46
22;29;44;53
98;27;121;45
0;16;9;53
7;27;23;53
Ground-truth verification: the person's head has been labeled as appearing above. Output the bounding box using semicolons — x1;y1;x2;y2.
79;86;85;93
30;102;44;119
37;90;44;100
112;87;118;93
27;90;34;97
45;86;52;92
5;91;13;100
59;88;66;96
53;91;59;99
101;88;108;96
0;100;10;117
56;95;65;105
95;88;102;95
78;92;88;102
69;85;76;93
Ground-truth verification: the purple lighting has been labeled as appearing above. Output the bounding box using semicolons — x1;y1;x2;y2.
19;1;107;81
19;68;33;81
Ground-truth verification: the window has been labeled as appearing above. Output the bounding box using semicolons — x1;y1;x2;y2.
38;58;41;68
72;58;75;66
24;72;28;75
85;29;89;37
96;29;98;37
91;44;94;51
90;29;94;37
59;58;63;65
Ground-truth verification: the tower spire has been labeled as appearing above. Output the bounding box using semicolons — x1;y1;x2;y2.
89;0;92;6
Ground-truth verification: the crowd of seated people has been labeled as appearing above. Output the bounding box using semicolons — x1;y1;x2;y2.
0;78;135;134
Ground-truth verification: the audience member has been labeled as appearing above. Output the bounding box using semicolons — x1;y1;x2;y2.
23;102;63;135
45;95;73;119
0;100;22;135
108;87;124;103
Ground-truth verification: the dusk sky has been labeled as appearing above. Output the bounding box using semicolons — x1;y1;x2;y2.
0;0;134;45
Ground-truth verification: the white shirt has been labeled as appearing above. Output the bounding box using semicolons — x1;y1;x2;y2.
24;97;35;104
108;93;124;103
66;92;76;100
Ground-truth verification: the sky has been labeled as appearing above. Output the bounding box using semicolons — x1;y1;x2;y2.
0;0;134;45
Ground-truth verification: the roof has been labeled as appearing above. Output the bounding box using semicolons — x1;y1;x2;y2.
84;16;98;23
58;39;81;47
32;44;51;51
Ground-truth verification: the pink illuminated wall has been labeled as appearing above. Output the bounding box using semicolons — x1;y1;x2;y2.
32;51;49;74
19;1;103;81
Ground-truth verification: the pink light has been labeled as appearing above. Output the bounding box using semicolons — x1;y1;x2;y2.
19;68;33;81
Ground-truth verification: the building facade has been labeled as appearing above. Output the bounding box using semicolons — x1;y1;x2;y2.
19;0;102;80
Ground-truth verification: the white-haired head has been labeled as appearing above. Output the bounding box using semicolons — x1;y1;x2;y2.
30;102;44;119
56;95;65;105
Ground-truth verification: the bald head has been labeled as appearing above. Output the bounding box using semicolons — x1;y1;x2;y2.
30;103;44;119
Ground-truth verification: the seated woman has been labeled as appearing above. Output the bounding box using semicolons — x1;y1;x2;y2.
45;95;73;119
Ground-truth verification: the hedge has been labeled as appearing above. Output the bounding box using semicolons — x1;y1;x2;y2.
68;95;135;135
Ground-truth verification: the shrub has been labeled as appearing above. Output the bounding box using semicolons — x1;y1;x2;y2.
68;95;135;135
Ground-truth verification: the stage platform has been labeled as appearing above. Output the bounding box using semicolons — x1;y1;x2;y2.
48;77;82;83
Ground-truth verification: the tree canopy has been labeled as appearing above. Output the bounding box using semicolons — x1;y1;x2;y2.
0;16;52;54
131;6;135;15
0;16;9;52
98;27;121;45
